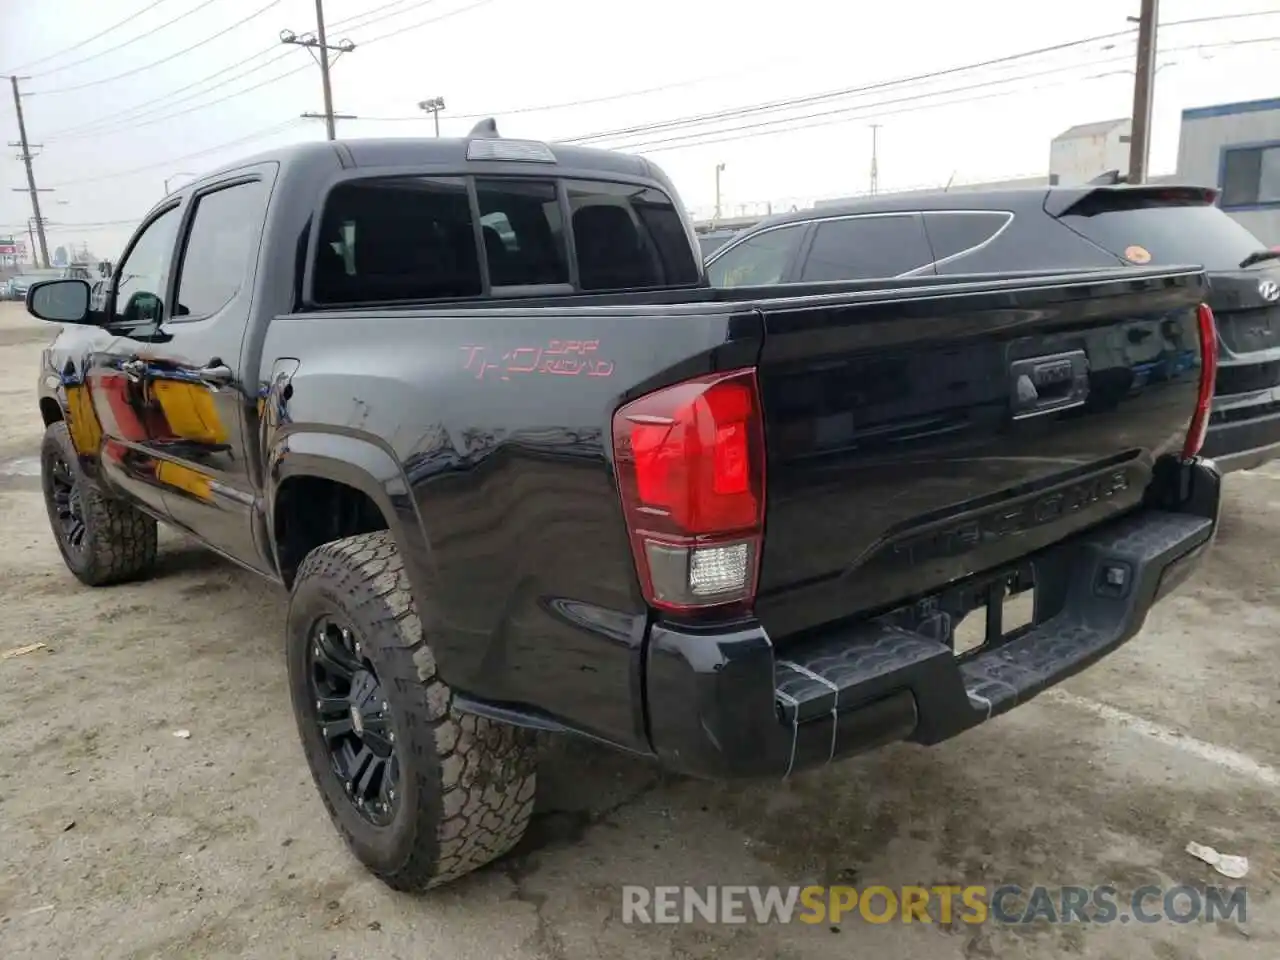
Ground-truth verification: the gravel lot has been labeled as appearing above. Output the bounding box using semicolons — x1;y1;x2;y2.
0;301;1276;960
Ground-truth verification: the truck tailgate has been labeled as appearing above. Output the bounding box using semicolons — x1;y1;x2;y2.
752;267;1209;639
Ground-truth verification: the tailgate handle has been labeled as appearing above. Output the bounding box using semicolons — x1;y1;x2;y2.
1009;350;1089;420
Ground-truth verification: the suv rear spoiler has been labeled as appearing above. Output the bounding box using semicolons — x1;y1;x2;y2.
1044;183;1220;219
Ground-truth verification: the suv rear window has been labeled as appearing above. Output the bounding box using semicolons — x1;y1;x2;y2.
313;174;698;305
1056;193;1266;272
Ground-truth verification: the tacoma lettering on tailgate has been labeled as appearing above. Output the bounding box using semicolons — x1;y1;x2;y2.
890;470;1132;565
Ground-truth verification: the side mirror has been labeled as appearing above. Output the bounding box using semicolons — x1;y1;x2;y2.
27;278;92;324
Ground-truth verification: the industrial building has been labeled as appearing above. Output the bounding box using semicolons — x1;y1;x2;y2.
1176;95;1280;245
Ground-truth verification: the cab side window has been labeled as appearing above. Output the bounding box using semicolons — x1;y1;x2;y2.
172;180;269;321
111;206;181;327
706;224;806;288
799;214;934;281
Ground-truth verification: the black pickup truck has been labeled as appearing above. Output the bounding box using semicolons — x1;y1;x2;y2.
28;128;1221;892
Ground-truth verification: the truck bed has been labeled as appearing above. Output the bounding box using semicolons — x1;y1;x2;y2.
260;264;1210;749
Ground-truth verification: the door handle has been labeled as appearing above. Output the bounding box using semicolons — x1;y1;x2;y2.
120;359;146;382
194;361;234;388
1008;350;1089;420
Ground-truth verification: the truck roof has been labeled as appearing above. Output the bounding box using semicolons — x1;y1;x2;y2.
176;134;660;196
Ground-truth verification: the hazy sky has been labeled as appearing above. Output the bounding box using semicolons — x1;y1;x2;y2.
1;0;1277;259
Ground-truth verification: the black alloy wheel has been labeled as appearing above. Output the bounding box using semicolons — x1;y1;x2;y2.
309;615;400;826
46;451;87;555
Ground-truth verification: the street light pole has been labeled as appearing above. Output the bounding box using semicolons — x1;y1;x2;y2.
418;96;446;136
714;162;726;222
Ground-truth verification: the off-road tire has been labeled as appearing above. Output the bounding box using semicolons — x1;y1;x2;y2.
40;421;158;586
286;531;537;891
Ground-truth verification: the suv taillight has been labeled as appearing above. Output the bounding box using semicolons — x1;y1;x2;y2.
611;367;766;613
1183;303;1219;460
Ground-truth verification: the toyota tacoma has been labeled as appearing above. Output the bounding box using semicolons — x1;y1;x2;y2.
28;127;1221;891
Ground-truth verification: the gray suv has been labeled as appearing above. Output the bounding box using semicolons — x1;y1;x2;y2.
705;184;1280;473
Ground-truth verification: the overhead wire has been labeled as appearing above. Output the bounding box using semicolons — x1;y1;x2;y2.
45;118;304;187
563;10;1280;146
346;8;1280;131
28;0;284;95
329;0;436;32
32;0;490;138
42;49;295;140
603;36;1280;155
0;0;175;74
350;0;499;46
26;0;229;79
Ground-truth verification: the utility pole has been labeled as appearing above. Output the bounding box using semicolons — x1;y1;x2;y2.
280;0;355;141
714;162;726;222
418;97;446;136
1127;0;1159;184
7;76;51;268
301;111;357;127
869;123;881;196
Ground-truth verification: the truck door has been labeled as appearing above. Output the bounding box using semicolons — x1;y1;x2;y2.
83;203;184;519
140;173;275;575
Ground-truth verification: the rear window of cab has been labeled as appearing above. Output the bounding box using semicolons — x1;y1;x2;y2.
311;175;700;305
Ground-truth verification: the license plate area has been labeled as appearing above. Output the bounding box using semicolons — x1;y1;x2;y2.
951;574;1036;659
883;565;1037;658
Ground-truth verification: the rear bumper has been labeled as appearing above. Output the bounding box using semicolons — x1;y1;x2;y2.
1203;405;1280;473
644;459;1220;779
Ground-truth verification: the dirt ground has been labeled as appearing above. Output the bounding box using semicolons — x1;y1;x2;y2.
0;301;1276;960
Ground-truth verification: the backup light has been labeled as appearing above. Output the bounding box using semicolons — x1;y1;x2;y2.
611;368;766;613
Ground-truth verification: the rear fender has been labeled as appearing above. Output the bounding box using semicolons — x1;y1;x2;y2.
266;430;452;674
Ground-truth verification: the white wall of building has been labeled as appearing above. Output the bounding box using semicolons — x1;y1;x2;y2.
1176;97;1280;245
1049;119;1132;185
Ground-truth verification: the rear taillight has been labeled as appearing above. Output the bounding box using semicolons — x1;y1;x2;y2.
1182;302;1218;460
611;367;766;613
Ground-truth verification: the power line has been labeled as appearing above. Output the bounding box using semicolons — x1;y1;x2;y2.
44;62;312;138
28;0;284;95
565;10;1280;146
604;36;1280;155
33;0;483;139
346;8;1279;134
0;0;174;75
330;0;434;31
28;0;228;79
41;48;290;140
352;0;499;47
45;119;302;187
354;58;783;124
567;37;1133;145
0;218;141;229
